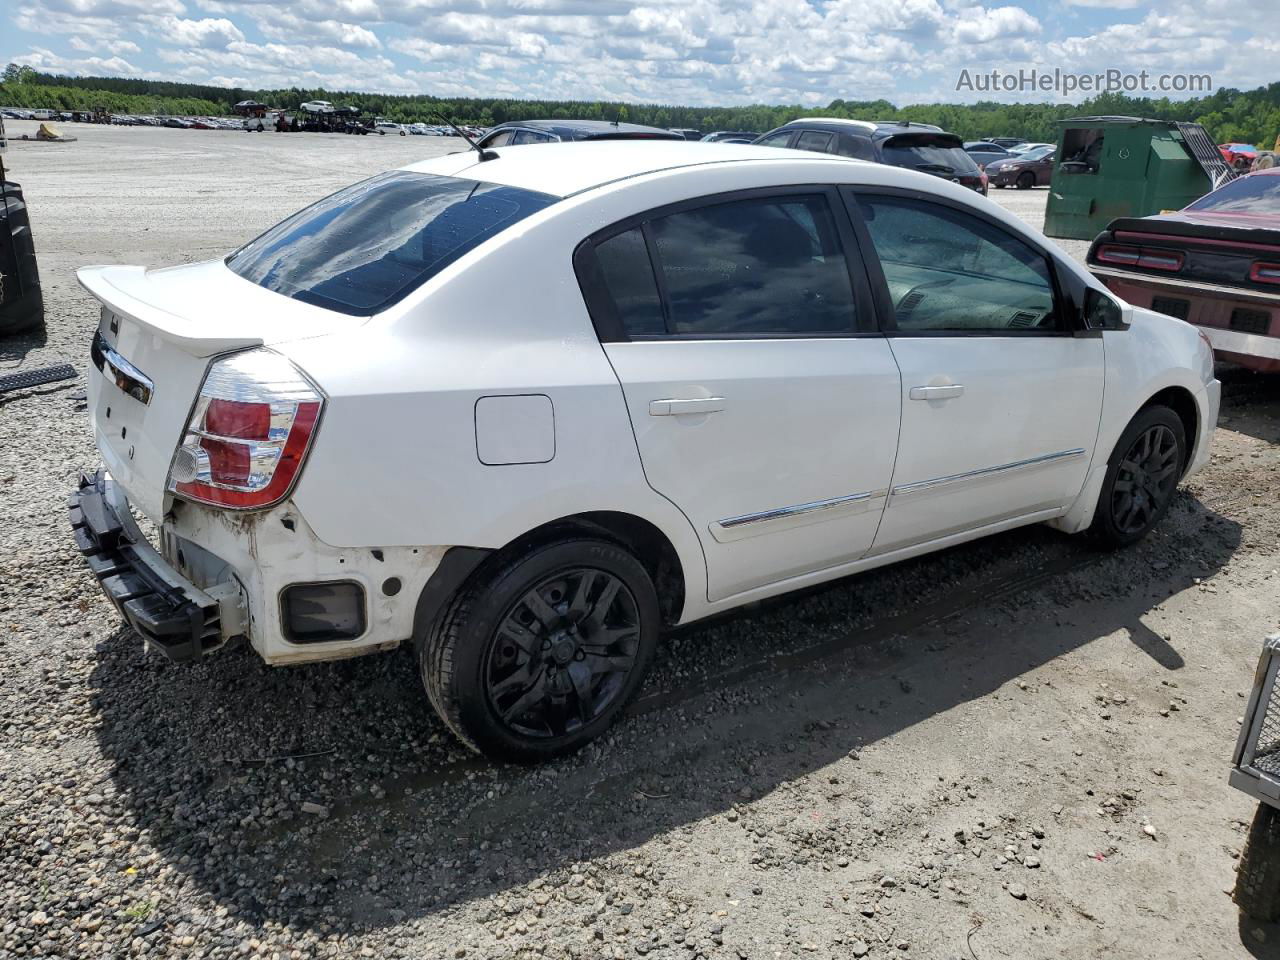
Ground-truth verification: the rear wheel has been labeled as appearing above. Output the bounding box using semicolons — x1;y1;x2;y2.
1016;171;1035;190
421;537;660;761
1236;803;1280;922
1090;405;1185;547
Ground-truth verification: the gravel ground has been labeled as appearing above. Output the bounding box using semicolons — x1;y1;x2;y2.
2;121;1279;960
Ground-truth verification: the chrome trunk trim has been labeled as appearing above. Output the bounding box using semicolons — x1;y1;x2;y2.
90;330;154;405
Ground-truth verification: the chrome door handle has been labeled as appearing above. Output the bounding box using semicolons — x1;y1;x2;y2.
649;397;726;417
909;384;964;401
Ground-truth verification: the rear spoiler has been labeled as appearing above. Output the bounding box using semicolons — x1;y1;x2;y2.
77;264;264;357
1098;217;1280;248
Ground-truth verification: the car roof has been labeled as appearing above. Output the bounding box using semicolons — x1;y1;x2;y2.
490;119;682;140
781;117;877;133
401;140;856;198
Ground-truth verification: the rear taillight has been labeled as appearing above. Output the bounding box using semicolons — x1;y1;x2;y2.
1096;243;1184;272
167;350;323;510
1250;262;1280;285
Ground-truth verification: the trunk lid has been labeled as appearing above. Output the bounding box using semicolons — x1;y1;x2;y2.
78;260;356;521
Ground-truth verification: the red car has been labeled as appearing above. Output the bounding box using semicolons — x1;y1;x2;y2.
1219;142;1259;171
1086;168;1280;372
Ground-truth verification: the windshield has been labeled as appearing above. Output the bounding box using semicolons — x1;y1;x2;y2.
1014;146;1054;162
227;171;558;316
880;135;979;175
1185;174;1280;215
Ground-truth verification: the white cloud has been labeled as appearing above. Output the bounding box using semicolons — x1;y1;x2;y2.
0;0;1271;107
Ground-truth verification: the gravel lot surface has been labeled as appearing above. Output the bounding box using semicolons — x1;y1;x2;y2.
2;121;1279;960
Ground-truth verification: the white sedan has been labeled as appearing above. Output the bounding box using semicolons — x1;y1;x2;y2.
72;141;1219;761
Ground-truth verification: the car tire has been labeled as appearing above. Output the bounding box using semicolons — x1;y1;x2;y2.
1016;171;1035;190
1089;404;1185;548
421;537;660;762
994;183;1005;189
1236;803;1280;921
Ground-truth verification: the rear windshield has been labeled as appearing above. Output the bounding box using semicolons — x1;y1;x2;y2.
1185;174;1280;215
226;171;558;316
880;135;979;175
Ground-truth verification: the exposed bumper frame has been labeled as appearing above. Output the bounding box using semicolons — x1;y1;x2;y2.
69;469;237;662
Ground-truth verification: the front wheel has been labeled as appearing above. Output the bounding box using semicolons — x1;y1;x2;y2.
1090;405;1185;547
1236;803;1280;921
421;538;660;761
1016;171;1035;190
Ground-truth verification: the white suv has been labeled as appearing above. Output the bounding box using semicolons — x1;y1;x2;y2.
72;141;1219;760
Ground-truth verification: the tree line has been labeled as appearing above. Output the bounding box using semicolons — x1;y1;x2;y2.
4;64;1279;147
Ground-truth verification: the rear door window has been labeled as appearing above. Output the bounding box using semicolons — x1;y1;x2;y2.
646;194;856;336
794;131;835;154
226;171;558;316
512;129;556;144
593;227;666;336
836;136;875;160
755;131;794;148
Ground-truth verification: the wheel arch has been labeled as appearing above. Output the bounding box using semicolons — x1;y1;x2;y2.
1139;385;1199;475
411;511;688;650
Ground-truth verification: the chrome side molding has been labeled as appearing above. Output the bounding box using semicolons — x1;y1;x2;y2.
91;331;154;406
711;488;888;543
891;448;1086;500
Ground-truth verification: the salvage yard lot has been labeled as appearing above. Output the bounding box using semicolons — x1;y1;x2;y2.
2;120;1279;959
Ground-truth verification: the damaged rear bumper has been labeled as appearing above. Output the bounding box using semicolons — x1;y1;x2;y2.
69;470;243;662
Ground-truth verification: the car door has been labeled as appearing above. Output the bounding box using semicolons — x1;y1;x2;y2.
846;190;1104;555
575;187;902;602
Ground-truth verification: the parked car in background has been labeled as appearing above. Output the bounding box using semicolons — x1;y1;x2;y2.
753;119;987;194
986;137;1027;149
1087;166;1280;372
71;140;1216;761
1220;143;1259;172
375;121;406;136
1007;141;1054;155
987;144;1056;189
965;141;1017;168
31;109;55;121
668;128;703;141
701;131;760;143
476;119;684;148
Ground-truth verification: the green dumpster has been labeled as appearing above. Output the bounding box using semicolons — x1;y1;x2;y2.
1044;116;1236;241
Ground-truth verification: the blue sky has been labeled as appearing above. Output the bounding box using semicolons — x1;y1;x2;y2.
2;0;1276;106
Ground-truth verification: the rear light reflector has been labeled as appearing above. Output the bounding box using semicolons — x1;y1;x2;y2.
1250;262;1280;285
1096;244;1184;272
168;350;323;510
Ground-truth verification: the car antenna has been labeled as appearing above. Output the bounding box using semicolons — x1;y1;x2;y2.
432;112;497;161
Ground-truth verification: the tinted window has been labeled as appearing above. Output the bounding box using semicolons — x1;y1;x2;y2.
858;196;1057;332
795;130;834;154
879;134;980;175
1186;173;1280;214
513;129;555;144
755;131;793;148
646;195;856;336
836;136;875;160
227;172;558;316
594;227;665;336
482;129;515;147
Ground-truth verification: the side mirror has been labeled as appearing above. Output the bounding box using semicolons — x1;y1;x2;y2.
1084;287;1126;330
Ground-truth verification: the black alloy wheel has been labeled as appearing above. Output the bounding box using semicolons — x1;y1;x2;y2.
1091;404;1186;547
1110;422;1180;536
485;568;640;739
1016;171;1035;189
421;537;660;761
